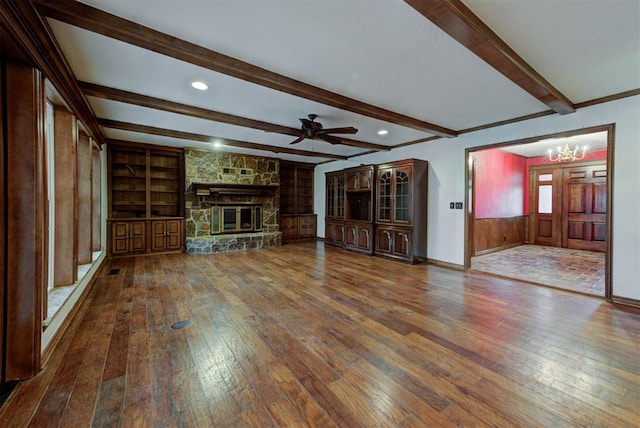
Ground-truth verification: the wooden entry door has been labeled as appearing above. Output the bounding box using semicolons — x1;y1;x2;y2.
562;164;607;252
530;169;562;247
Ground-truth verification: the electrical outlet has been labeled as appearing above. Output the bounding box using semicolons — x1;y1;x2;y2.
455;202;463;209
450;202;455;209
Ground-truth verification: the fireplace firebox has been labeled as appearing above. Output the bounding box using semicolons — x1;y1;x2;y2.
211;204;263;234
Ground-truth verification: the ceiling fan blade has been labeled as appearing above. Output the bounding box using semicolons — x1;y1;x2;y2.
319;126;358;135
290;135;306;145
319;134;342;145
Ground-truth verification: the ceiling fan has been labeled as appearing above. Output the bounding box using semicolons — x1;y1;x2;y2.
290;114;358;145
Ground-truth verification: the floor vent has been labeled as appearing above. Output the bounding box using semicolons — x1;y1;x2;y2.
107;268;122;276
171;320;191;330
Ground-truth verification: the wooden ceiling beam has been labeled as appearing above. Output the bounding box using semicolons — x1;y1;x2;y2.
0;0;106;144
80;82;389;151
35;0;457;137
405;0;575;115
97;119;349;160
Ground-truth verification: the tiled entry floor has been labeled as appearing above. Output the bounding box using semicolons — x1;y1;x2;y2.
471;245;605;296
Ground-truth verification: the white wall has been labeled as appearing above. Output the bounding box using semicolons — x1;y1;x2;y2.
315;95;640;300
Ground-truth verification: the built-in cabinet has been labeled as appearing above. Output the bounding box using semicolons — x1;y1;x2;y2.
280;161;317;243
324;170;346;246
111;220;146;255
374;159;428;263
344;165;375;254
325;159;428;263
107;143;185;256
150;219;183;252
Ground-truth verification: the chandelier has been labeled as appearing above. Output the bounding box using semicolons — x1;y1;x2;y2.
548;143;587;162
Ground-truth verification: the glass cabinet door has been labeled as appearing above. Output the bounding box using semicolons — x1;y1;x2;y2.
394;169;410;222
337;177;345;218
378;169;391;221
326;178;335;217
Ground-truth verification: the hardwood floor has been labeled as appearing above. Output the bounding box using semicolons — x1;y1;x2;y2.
1;241;639;427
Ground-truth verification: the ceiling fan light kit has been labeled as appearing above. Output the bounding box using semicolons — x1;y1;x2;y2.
290;114;358;145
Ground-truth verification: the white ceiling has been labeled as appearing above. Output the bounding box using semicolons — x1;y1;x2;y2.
40;0;640;164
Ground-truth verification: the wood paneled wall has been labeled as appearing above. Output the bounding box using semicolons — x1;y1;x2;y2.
92;144;102;251
3;60;45;380
473;216;527;256
0;47;5;386
77;132;92;264
53;107;77;285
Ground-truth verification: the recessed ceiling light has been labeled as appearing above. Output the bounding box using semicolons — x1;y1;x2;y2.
191;81;208;91
378;129;388;135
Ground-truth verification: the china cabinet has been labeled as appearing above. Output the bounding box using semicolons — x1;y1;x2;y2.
374;159;428;263
324;170;345;246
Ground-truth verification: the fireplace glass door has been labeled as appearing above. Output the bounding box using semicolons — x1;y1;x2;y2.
211;205;263;234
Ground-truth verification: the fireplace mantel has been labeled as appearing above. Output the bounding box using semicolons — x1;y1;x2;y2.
189;182;278;197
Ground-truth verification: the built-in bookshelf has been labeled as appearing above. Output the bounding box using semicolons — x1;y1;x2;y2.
279;161;316;242
108;143;184;256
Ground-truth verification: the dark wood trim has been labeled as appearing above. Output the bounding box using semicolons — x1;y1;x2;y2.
528;158;607;172
574;88;640;109
469;124;616;154
611;295;640;309
0;0;106;144
391;135;442;149
0;47;5;386
604;125;615;301
79;82;389;151
459;110;556;135
405;0;574;114
99;119;349;160
464;148;474;269
189;183;277;197
426;258;465;270
35;0;456;137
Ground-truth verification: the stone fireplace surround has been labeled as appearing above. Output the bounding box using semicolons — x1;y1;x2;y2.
184;149;282;254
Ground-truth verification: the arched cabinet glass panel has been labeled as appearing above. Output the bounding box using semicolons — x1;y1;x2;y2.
395;170;409;222
378;170;392;221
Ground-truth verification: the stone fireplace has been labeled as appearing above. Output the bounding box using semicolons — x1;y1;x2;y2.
184;149;281;254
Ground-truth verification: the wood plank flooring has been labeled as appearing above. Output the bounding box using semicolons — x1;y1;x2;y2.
1;241;639;427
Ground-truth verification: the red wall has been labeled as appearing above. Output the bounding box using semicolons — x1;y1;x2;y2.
475;149;607;218
474;150;527;219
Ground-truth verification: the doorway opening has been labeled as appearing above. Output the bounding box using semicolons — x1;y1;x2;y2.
464;124;614;299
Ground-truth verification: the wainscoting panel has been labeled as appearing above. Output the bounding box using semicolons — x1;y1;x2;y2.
474;216;527;255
